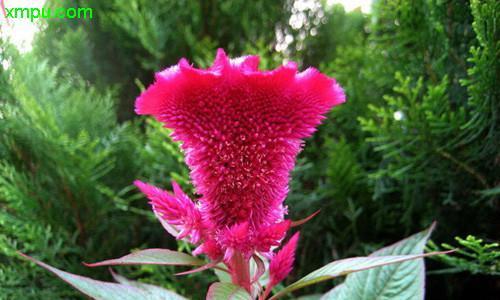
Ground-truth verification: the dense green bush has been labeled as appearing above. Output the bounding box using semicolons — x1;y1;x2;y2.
287;1;498;297
0;0;497;299
0;49;139;298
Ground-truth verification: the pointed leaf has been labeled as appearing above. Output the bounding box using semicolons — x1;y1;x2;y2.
206;282;251;300
296;295;323;300
270;223;450;299
321;223;438;300
84;248;204;267
109;270;187;299
251;254;266;283
20;253;187;300
271;252;447;299
214;263;232;283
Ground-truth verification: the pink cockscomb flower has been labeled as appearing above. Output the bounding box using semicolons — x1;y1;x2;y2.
267;232;300;296
135;49;344;263
134;180;203;244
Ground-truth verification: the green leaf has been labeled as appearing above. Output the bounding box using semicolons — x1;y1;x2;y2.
296;295;323;300
19;253;187;300
110;270;187;299
83;248;204;267
214;264;232;282
321;223;436;300
206;282;252;300
271;223;444;299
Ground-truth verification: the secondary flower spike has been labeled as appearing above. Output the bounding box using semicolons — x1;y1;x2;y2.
135;49;345;260
269;232;300;289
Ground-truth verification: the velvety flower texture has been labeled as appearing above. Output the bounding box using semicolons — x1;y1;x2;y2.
269;232;300;288
135;49;345;261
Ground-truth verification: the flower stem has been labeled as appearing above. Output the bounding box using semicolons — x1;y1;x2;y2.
230;251;251;293
260;286;272;300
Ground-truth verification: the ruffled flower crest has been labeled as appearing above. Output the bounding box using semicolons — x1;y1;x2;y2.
135;49;345;263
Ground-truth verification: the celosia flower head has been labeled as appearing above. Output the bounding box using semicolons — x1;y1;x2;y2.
135;49;344;261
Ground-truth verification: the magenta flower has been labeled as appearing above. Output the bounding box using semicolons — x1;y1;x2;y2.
269;232;300;290
134;180;203;244
135;49;344;268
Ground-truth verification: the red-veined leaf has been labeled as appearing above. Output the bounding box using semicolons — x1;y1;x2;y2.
19;253;187;300
270;250;452;299
83;248;203;267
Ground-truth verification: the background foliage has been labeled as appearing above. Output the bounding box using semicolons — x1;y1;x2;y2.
0;0;498;299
